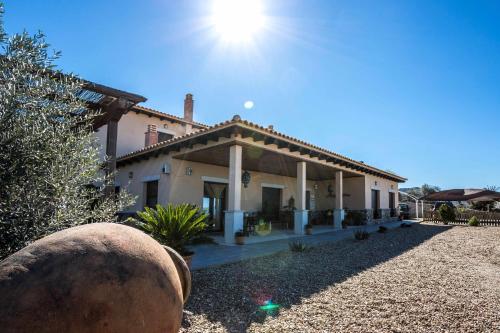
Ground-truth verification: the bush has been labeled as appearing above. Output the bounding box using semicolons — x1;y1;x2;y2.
439;205;456;224
468;216;479;227
133;203;208;255
255;219;271;236
0;7;134;259
354;230;370;240
378;226;388;233
289;241;309;252
344;211;366;226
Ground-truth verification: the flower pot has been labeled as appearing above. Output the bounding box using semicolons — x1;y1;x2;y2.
235;236;245;245
305;227;313;235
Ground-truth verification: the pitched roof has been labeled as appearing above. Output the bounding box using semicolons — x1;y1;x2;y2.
421;189;500;201
117;115;406;183
132;105;208;129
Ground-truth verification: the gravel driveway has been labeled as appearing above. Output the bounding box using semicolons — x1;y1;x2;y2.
181;223;500;333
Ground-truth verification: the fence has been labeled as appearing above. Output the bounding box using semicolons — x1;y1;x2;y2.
423;210;500;226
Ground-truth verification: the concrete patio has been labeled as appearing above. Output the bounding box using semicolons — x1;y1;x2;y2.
189;220;414;270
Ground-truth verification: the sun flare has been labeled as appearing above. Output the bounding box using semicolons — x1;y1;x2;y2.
211;0;266;43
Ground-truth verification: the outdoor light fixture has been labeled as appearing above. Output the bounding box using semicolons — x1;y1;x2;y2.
128;171;133;179
327;184;334;197
185;167;193;176
241;170;251;188
314;184;319;190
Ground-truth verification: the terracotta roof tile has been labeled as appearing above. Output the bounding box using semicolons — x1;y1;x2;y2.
132;105;208;128
116;116;406;182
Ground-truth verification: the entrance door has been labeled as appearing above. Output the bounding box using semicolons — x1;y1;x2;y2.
306;190;311;210
371;189;380;219
262;187;282;221
203;182;227;231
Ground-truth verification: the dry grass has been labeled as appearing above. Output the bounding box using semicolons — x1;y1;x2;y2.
181;223;500;333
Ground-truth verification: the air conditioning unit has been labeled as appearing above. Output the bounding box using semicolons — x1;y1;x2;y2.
161;163;171;174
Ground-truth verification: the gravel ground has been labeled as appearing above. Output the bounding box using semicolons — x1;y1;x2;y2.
181;223;500;333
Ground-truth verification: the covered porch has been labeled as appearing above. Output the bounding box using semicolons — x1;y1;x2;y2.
171;129;366;244
117;116;405;244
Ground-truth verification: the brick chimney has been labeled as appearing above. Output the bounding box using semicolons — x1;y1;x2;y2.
184;93;193;122
145;124;158;147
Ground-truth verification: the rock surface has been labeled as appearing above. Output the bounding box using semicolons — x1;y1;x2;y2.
0;223;186;333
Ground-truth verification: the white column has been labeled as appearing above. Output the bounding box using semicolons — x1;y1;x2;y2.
333;170;344;229
415;200;419;220
225;145;244;244
294;161;308;234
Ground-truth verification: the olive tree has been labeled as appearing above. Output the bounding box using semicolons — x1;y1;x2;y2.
0;5;134;259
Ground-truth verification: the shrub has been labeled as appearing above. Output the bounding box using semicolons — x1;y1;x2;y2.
289;241;308;252
468;216;479;227
378;226;388;233
305;223;312;229
344;211;366;226
0;7;134;259
255;220;271;236
438;205;456;224
354;230;370;240
134;203;207;255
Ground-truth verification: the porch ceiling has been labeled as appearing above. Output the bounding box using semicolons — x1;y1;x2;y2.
173;142;361;181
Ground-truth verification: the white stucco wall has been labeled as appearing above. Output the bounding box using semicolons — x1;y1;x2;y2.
116;156;379;213
94;111;200;160
363;174;399;209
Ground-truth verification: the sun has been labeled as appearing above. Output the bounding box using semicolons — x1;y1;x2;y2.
211;0;266;43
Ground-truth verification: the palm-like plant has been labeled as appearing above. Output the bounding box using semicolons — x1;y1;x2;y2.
134;204;208;255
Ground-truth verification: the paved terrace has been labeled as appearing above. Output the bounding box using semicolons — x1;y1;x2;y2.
189;220;413;270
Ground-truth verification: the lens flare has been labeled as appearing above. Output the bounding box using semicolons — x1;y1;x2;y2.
259;299;280;313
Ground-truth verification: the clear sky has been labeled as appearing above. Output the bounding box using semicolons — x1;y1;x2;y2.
5;0;500;189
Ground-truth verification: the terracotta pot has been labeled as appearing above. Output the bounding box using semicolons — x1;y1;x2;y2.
235;236;245;245
0;223;189;333
305;227;313;235
162;246;192;304
182;254;193;270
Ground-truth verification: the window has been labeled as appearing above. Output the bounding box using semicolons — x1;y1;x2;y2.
145;181;158;208
158;132;174;143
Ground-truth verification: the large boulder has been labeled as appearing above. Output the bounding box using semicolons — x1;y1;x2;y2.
0;223;190;333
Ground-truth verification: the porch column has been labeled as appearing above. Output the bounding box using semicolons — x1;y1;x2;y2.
334;170;344;229
224;145;244;244
103;118;119;197
294;161;308;234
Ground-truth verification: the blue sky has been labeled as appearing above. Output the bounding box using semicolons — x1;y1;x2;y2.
5;0;500;189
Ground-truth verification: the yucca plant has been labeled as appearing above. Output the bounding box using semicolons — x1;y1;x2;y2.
133;204;208;255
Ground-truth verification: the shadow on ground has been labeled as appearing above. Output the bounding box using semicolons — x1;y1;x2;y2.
182;223;452;332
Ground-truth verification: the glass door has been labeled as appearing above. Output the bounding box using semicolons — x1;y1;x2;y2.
203;182;227;231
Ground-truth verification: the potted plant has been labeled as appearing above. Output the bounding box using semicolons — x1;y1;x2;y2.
132;203;208;268
255;219;272;235
305;223;313;235
235;230;246;245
